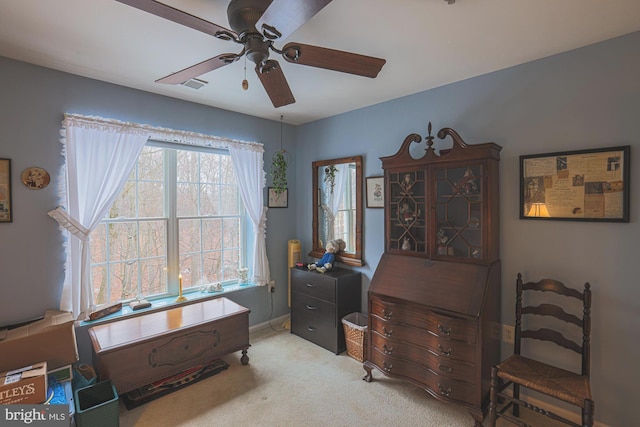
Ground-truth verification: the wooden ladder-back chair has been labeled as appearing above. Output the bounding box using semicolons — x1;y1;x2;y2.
487;273;594;427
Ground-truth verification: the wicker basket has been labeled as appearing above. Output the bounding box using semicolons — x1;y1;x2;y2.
342;312;368;362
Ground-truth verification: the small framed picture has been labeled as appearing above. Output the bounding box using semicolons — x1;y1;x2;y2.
0;158;12;223
366;176;384;208
268;187;288;208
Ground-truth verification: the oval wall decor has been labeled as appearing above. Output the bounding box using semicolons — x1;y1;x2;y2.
21;167;50;190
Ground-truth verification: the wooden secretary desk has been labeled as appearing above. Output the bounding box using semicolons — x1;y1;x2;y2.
363;123;502;427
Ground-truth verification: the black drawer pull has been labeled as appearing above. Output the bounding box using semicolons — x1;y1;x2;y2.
306;304;317;310
307;326;317;332
305;283;316;288
382;327;393;337
438;384;452;397
437;324;452;336
383;344;394;355
438;345;452;356
383;361;393;372
438;364;453;373
382;309;393;320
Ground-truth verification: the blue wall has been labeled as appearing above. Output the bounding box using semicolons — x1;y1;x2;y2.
294;32;640;426
1;30;638;426
0;57;297;329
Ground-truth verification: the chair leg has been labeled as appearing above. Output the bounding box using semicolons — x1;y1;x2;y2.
583;398;595;427
487;367;498;426
512;383;520;417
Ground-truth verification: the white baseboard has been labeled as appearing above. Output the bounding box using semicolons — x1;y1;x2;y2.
249;314;290;335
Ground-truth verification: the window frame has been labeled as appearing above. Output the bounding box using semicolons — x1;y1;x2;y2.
89;141;248;305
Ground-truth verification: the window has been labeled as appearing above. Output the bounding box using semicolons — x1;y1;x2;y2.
334;164;357;251
90;144;245;305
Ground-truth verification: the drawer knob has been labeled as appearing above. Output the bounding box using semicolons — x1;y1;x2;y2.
438;364;453;373
307;326;317;332
383;344;394;355
306;283;316;288
382;327;394;337
438;384;452;397
382;309;393;320
383;361;393;372
437;324;452;336
306;304;317;310
438;345;452;356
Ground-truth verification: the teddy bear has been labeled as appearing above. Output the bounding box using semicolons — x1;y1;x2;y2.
308;238;346;273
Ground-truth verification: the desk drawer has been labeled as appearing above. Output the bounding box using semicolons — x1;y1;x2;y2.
369;349;477;406
291;313;336;352
370;331;476;383
370;315;476;364
370;296;476;343
291;291;336;327
291;269;337;302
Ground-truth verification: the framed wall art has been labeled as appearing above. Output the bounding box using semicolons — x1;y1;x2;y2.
366;176;384;208
0;158;11;223
520;146;630;222
268;187;288;208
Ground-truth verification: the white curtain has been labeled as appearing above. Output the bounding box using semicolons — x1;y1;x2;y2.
228;143;270;286
321;163;349;242
49;116;149;319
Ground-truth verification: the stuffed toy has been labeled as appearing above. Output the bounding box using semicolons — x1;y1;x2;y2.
308;239;346;273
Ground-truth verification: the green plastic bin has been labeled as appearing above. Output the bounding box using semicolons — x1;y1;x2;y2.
74;380;119;427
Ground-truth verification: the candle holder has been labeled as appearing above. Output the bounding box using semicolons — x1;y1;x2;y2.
175;275;187;303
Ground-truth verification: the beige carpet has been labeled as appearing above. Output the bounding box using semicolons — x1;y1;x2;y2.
118;326;565;427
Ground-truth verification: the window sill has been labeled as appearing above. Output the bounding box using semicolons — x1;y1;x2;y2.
79;282;258;327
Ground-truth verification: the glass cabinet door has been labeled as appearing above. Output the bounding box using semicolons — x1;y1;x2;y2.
435;165;483;260
388;170;426;253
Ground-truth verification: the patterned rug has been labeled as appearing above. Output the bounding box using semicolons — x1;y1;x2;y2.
121;359;229;409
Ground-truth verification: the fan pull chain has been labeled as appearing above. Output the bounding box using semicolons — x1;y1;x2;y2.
242;56;249;90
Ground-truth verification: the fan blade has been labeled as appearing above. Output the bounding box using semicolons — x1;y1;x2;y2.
256;0;332;41
282;43;385;78
115;0;236;39
255;60;295;108
156;54;240;85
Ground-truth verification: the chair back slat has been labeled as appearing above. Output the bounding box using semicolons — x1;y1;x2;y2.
522;278;584;300
521;328;582;354
522;304;582;327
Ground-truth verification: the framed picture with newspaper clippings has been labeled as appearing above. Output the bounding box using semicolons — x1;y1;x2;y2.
520;146;630;222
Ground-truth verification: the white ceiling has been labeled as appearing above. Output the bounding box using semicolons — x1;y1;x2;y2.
1;0;639;125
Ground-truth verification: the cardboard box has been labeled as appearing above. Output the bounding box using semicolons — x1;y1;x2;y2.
0;362;48;405
0;310;78;373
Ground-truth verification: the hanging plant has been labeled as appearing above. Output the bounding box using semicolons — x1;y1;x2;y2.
324;164;338;194
271;150;288;194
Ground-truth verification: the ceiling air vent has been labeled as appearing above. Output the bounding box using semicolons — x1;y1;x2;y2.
181;78;208;90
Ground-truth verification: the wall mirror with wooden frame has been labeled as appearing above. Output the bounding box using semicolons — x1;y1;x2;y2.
310;156;363;267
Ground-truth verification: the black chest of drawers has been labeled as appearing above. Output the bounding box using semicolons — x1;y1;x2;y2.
290;267;361;354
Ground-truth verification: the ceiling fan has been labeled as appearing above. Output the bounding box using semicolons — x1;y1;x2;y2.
115;0;386;108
